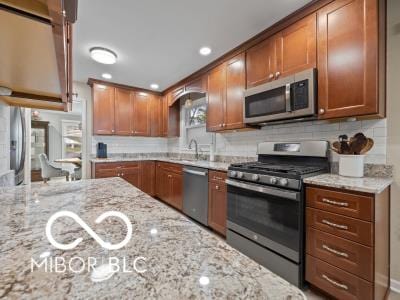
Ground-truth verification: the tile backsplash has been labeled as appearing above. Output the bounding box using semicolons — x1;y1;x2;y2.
169;118;387;164
92;119;387;165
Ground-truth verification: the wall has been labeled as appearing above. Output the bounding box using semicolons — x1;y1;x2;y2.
0;101;10;173
168;117;387;164
387;0;400;289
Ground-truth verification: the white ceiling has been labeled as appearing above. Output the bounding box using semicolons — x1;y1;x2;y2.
73;0;312;91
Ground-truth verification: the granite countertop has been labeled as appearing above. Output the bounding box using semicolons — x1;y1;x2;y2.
303;173;393;194
0;178;305;299
91;157;230;172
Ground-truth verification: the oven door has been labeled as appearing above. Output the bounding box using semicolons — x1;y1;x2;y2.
226;179;302;262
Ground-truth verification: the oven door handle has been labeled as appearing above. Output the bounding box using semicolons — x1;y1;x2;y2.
225;179;300;201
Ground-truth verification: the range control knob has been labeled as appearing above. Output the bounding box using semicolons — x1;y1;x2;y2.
270;177;278;184
237;172;244;179
251;174;260;181
279;178;289;186
229;171;237;178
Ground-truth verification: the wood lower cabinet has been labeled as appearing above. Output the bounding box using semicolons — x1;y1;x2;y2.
305;185;390;300
120;163;140;187
317;0;385;119
208;171;227;236
155;162;183;210
140;161;156;196
93;83;115;135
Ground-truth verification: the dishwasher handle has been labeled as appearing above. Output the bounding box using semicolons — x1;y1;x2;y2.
183;168;208;176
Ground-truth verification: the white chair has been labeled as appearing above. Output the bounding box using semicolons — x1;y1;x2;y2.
38;153;70;183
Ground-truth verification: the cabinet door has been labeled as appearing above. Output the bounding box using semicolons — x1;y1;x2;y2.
317;0;380;119
150;95;162;137
132;92;151;136
225;53;246;130
276;13;316;78
156;163;168;200
114;88;133;135
246;36;277;88
140;161;155;196
93;84;115;135
208;179;227;236
161;95;169;137
169;172;183;211
120;164;140;187
207;64;226;132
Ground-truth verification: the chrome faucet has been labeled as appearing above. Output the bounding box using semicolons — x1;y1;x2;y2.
188;139;199;160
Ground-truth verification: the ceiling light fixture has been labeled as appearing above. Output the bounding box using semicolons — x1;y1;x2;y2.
90;47;117;64
199;47;212;56
150;83;159;90
102;73;112;79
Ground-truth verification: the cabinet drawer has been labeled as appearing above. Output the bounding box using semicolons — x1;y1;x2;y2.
95;162;122;171
306;208;373;246
306;187;373;221
306;227;373;281
95;169;118;178
157;162;183;174
209;170;227;182
306;255;373;300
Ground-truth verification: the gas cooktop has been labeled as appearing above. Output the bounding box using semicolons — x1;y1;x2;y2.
230;162;326;176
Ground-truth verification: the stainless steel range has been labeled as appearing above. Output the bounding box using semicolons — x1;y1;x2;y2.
226;141;329;288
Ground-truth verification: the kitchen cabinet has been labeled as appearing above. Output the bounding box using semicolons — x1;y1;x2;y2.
150;95;162;137
246;14;316;88
185;76;207;94
305;185;389;300
132;92;151;136
93;84;115;135
161;93;180;137
114;88;133;136
317;0;384;119
207;53;246;132
140;161;156;196
276;13;316;78
120;163;140;187
155;162;183;210
208;171;227;236
246;36;277;88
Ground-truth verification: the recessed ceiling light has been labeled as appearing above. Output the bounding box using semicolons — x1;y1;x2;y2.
150;83;159;90
90;47;117;64
102;73;112;79
199;47;212;56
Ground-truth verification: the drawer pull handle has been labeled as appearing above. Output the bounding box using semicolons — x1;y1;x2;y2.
322;274;348;290
322;244;349;258
213;176;223;180
322;219;349;230
322;198;349;207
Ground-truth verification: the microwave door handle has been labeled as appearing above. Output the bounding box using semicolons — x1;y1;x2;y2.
285;83;292;112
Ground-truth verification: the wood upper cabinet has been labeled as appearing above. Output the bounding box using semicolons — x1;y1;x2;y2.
114;88;133;135
93;84;115;135
150;95;162;137
317;0;383;119
161;95;169;137
185;76;207;93
207;64;226;131
246;36;277;88
132;92;151;136
276;13;316;78
208;171;227;236
207;53;246;132
225;53;246;130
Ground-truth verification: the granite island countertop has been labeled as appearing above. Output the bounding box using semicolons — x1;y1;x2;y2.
303;173;393;194
0;178;305;299
91;157;231;172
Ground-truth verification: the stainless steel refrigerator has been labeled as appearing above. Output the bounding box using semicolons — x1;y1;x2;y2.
10;107;26;185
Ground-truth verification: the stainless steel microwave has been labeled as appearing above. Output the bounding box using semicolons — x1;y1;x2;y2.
244;68;317;125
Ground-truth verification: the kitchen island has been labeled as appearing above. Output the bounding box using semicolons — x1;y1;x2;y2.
0;178;305;299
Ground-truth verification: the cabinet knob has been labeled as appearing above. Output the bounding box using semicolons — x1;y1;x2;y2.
269;73;274;80
215;185;220;190
121;173;124;176
275;71;281;78
219;124;223;128
222;123;226;127
111;129;115;133
319;108;325;115
168;175;172;178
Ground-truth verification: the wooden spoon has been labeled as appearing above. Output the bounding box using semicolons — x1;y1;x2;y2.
360;138;374;154
349;132;368;154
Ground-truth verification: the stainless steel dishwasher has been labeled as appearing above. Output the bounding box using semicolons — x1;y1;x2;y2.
183;166;209;226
